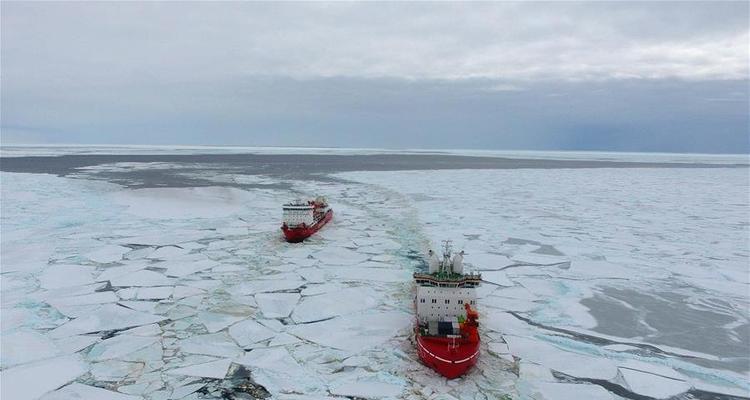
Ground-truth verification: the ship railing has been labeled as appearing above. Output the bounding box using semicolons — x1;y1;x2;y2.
413;272;482;287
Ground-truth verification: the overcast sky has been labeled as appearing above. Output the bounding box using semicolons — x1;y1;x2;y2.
1;1;748;153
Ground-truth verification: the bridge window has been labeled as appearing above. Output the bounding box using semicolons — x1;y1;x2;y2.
458;300;463;304
444;299;450;304
431;299;437;304
420;298;425;303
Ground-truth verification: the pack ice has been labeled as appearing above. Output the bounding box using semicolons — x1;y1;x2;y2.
2;158;749;400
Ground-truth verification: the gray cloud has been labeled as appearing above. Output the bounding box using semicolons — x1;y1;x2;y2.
2;2;747;84
1;2;748;152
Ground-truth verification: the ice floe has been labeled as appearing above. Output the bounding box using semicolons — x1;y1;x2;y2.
85;245;130;264
288;311;411;353
166;358;232;379
618;364;691;399
531;382;615;400
48;304;165;338
234;347;324;395
329;376;405;399
113;187;256;219
227;319;277;347
38;265;96;289
40;383;142;400
3;158;748;400
87;334;159;361
291;286;379;323
0;355;88;400
255;293;300;319
177;333;243;358
195;311;248;333
109;270;173;287
1;330;60;367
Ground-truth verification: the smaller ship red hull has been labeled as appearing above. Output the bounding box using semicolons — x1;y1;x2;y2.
281;209;333;243
416;329;480;379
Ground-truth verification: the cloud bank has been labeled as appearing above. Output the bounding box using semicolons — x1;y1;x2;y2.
1;2;748;152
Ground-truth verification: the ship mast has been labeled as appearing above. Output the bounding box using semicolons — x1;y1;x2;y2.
441;240;453;274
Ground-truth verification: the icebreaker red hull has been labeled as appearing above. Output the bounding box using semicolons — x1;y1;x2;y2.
281;209;333;243
415;329;480;379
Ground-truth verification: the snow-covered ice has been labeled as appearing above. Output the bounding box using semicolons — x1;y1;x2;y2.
40;383;142;400
48;304;166;338
86;335;159;361
2;156;748;400
227;319;277;347
288;311;411;353
166;358;232;379
0;355;88;400
255;293;300;319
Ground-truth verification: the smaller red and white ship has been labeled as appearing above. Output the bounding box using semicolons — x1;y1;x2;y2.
414;241;482;379
281;196;333;243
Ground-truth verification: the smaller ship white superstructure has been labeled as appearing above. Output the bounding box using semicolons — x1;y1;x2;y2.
282;199;314;227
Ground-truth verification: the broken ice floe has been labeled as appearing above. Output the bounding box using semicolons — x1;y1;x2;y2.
2;161;748;400
0;355;88;400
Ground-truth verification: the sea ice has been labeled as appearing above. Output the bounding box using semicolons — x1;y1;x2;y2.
4;155;748;399
618;366;691;399
109;270;173;287
292;286;379;323
255;293;300;319
323;267;411;283
173;286;205;299
85;245;130;264
227;319;277;348
119;300;159;314
122;323;162;336
1;330;60;367
0;242;54;273
162;258;220;278
329;379;404;399
300;282;346;296
46;291;119;309
481;271;515;287
113;186;255;219
195;311;247;333
229;278;306;295
147;245;190;259
97;263;149;282
234;347;325;395
313;247;370;265
504;336;618;381
511;252;569;266
177;333;243;358
0;354;88;400
40;382;142;400
288;311;410;353
38;265;95;289
469;252;515;270
90;359;144;381
169;382;205;399
136;286;174;300
87;334;160;361
166;358;232;379
48;304;165;338
54;335;99;353
531;382;614;400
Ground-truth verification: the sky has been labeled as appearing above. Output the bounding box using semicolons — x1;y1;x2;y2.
1;1;748;153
